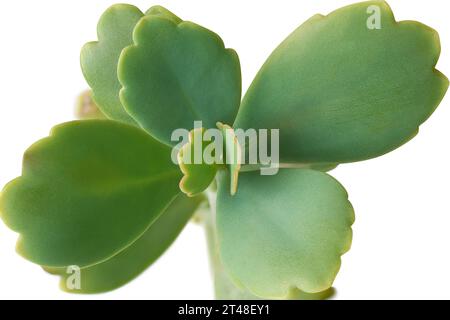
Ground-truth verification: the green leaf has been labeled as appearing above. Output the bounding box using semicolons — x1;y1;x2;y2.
145;5;182;23
0;120;181;268
234;0;449;164
81;5;184;125
202;197;335;300
308;163;338;172
178;128;218;197
81;4;144;125
44;194;204;293
216;169;354;297
119;14;242;145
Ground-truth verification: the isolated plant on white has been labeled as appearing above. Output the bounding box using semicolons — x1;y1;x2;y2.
0;1;448;299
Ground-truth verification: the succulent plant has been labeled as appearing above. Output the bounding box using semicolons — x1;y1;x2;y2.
0;1;448;299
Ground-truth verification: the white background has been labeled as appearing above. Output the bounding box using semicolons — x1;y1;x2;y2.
0;0;449;300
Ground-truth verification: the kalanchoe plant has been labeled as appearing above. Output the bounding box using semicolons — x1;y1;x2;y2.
0;1;448;299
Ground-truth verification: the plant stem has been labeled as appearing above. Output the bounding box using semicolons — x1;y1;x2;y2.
203;189;263;299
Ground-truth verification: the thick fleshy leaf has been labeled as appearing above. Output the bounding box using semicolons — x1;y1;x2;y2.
202;197;334;300
81;4;144;125
235;0;449;163
145;5;182;23
178;128;218;197
217;169;354;297
119;14;241;145
0;120;181;267
81;5;188;125
45;194;204;293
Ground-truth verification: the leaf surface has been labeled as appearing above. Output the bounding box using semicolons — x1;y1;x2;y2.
119;14;241;145
235;0;448;163
178;128;218;197
0;120;181;267
217;169;354;297
45;194;203;293
81;4;144;124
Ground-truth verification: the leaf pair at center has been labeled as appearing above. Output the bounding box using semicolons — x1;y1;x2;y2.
178;124;242;197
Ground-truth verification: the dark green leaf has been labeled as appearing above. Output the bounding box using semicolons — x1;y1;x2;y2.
0;120;181;267
45;194;204;293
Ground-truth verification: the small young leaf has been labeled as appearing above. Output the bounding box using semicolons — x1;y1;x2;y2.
119;14;242;145
235;0;448;164
0;120;181;267
81;4;144;125
216;169;354;297
178;128;218;197
44;194;204;293
217;123;242;195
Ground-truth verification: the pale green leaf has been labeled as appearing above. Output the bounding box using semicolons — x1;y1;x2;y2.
217;169;354;297
81;4;144;124
178;128;218;197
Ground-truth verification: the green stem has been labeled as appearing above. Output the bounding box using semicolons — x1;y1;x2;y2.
203;189;263;299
